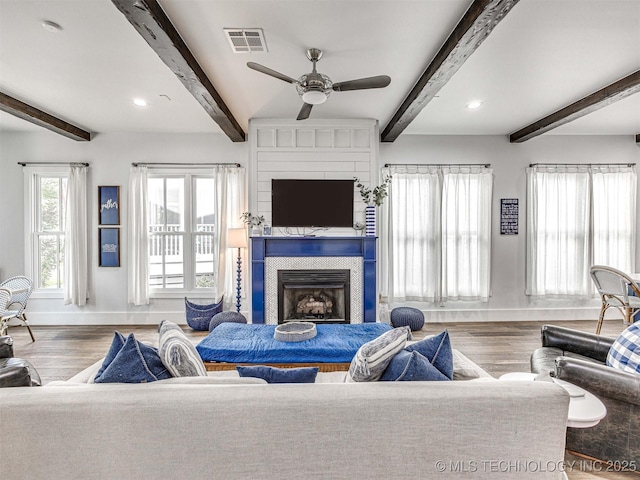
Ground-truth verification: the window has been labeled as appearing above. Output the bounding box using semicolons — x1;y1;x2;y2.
24;169;68;292
526;165;636;296
382;166;493;303
148;174;216;292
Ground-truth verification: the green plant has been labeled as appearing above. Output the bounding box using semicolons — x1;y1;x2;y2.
241;211;264;226
354;175;392;207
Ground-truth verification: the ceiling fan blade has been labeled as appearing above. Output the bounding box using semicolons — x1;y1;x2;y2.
297;103;313;121
332;75;391;92
247;62;297;84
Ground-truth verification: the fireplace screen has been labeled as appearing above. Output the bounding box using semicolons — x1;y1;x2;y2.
277;269;350;324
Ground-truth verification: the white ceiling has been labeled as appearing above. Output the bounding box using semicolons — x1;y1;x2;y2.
0;0;639;140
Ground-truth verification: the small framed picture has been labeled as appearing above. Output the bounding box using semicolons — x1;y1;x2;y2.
99;228;120;267
262;224;272;236
99;186;120;225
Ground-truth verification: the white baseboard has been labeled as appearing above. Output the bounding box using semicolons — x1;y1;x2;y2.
20;307;600;326
21;311;186;326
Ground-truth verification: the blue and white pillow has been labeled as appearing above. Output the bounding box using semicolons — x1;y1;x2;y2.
347;326;412;382
607;323;640;374
158;320;207;377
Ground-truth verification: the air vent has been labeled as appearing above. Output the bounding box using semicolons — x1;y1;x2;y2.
224;28;268;53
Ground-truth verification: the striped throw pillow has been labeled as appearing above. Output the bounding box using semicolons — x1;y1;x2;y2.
158;320;207;377
607;323;640;375
346;326;412;382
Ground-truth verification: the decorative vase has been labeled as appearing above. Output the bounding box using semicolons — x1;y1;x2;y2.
365;205;376;237
251;226;262;236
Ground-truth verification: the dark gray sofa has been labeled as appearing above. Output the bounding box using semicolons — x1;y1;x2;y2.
531;324;640;466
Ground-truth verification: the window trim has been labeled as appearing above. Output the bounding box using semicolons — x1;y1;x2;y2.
147;170;217;298
23;166;69;298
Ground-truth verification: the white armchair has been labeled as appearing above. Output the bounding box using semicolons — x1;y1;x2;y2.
0;276;35;342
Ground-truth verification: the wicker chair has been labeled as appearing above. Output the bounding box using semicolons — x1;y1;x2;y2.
0;276;35;342
590;265;640;335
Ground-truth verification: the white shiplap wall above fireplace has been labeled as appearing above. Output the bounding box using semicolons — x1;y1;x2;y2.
248;118;379;236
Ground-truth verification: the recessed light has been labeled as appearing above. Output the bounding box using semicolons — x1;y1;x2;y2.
42;20;63;33
132;98;149;107
466;100;483;110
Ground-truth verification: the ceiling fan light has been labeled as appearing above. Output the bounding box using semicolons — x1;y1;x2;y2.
301;90;327;105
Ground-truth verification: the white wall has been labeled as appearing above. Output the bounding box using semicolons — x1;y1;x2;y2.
0;131;247;325
381;134;640;321
1;129;638;325
249;118;379;235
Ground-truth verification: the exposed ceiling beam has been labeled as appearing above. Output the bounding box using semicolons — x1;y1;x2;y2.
0;92;91;141
510;70;640;143
111;0;246;142
380;0;521;143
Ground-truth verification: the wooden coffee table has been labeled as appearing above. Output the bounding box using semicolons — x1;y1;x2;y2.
204;361;350;372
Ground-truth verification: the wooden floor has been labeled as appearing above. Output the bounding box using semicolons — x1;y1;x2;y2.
5;319;639;479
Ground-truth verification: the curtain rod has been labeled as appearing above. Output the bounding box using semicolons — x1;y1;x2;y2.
530;162;635;167
384;163;491;168
18;162;89;167
131;162;241;167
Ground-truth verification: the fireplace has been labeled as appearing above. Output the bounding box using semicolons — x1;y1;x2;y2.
250;236;377;324
278;269;350;324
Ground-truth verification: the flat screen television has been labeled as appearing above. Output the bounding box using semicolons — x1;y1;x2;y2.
271;179;354;228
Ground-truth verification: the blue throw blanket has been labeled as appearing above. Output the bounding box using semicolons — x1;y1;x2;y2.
196;323;392;363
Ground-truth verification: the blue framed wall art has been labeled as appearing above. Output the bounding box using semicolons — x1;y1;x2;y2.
99;186;120;225
99;228;120;267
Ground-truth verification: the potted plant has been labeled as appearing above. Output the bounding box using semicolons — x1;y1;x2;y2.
354;175;392;207
241;211;265;235
353;176;391;237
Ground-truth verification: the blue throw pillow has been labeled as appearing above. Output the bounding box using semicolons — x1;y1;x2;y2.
380;350;450;381
607;323;640;374
404;330;454;380
94;333;172;383
95;331;126;379
236;365;318;383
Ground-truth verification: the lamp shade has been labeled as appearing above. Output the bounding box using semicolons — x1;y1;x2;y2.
227;228;248;249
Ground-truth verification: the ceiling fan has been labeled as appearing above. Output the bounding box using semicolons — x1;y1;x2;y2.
247;48;391;120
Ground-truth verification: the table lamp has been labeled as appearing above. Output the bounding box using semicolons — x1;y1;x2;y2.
227;228;248;312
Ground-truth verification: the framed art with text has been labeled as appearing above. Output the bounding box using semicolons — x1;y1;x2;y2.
99;228;120;267
500;198;519;235
99;186;120;225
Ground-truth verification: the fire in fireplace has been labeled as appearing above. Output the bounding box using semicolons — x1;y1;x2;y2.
277;269;350;324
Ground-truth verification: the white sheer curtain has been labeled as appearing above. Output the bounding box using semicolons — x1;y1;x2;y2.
441;167;493;301
383;167;441;302
127;166;149;306
381;165;493;304
213;166;246;308
526;165;637;297
526;166;591;296
592;165;637;270
63;165;88;305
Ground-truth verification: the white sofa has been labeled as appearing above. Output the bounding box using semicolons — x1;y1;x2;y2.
0;351;571;479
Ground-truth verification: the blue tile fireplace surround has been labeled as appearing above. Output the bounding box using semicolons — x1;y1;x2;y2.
250;236;377;324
